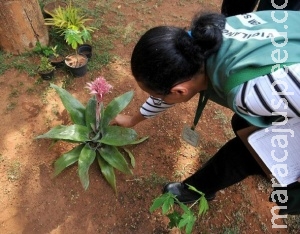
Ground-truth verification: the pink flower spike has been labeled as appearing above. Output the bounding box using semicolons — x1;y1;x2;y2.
86;77;112;103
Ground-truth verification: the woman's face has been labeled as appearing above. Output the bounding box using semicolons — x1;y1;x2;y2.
137;70;208;104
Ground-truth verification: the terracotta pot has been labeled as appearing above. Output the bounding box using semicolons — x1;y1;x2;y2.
43;1;68;18
65;54;88;77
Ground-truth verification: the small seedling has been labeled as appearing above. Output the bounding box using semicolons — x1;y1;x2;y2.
33;42;55;57
38;57;55;73
150;184;209;234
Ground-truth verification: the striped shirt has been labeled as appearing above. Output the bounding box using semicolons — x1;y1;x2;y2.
235;64;300;117
140;96;174;118
140;64;300;119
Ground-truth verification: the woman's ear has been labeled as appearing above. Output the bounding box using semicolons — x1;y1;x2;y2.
170;84;189;96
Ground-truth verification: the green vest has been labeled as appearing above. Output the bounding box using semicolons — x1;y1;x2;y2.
206;10;300;127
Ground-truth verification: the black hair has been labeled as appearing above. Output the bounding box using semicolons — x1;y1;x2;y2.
131;13;226;95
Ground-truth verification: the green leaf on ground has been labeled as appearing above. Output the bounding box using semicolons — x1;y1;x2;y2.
97;153;117;193
50;83;86;125
54;144;84;176
98;145;132;175
78;144;96;190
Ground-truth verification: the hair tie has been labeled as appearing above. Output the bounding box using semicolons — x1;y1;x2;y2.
187;30;193;38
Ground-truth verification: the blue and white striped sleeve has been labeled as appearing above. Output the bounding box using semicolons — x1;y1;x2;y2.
140;96;174;118
235;63;300;118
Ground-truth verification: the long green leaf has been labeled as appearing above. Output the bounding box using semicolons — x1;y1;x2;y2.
128;136;149;145
99;126;137;146
186;184;203;196
178;202;191;214
178;211;196;234
50;83;86;126
97;153;117;193
123;148;135;168
150;194;168;213
167;211;182;228
78;144;96;190
54;144;84;176
85;97;97;132
150;193;175;213
98;145;132;175
36;125;90;142
162;196;174;215
101;91;134;128
198;196;209;216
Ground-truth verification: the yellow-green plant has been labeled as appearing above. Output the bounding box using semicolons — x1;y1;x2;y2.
50;45;60;58
44;2;96;50
38;56;55;73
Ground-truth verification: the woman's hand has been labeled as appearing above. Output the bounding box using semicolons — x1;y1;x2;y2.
111;114;135;128
110;113;146;128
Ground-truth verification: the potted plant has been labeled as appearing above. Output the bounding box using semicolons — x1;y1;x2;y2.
49;45;65;68
44;1;96;77
37;56;56;80
33;42;65;68
36;77;148;192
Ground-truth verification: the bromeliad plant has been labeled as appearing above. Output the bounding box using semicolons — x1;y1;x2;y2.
36;77;148;192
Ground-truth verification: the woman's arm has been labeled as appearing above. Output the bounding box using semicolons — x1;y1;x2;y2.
235;64;300;118
111;96;174;127
112;112;146;128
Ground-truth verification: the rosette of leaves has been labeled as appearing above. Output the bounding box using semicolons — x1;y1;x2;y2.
36;84;148;192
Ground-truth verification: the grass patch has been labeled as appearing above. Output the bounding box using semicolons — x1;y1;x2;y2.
88;52;113;71
130;173;168;188
286;215;300;233
10;55;37;76
8;89;20;98
223;226;240;234
0;51;11;75
7;161;21;181
5;102;17;112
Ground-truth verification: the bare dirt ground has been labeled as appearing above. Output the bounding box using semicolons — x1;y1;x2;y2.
0;0;299;233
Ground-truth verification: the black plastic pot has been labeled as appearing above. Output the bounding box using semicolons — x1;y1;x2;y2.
65;54;88;77
38;69;54;80
77;44;92;60
49;55;65;68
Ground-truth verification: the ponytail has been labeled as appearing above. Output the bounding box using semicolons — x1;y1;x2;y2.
190;13;226;57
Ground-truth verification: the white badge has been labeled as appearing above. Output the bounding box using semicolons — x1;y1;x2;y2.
181;125;200;147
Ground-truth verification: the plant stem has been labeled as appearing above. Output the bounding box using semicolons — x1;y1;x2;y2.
96;101;100;131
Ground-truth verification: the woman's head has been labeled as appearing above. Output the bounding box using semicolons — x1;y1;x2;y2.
131;13;225;98
131;26;202;96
